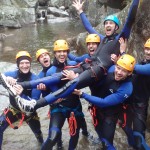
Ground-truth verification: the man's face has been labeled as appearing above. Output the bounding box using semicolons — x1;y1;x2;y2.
87;42;98;56
39;53;51;67
114;65;132;81
54;50;68;63
104;20;118;36
144;47;150;61
19;59;31;74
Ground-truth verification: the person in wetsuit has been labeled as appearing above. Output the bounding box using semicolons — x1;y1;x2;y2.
68;33;101;141
0;0;140;114
40;40;88;150
36;48;65;149
68;33;100;63
127;38;150;150
0;51;43;150
36;48;52;97
73;54;136;149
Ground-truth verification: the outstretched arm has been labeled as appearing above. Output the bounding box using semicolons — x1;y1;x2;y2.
119;0;140;39
68;53;90;63
74;82;133;108
134;63;150;75
72;0;104;39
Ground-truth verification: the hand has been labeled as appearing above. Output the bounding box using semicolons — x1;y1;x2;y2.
13;84;23;95
53;98;63;104
73;89;82;96
119;37;127;54
72;0;84;15
6;76;17;86
61;70;79;81
37;83;47;91
111;54;118;64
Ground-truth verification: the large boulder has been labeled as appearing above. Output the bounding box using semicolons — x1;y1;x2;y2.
0;5;35;28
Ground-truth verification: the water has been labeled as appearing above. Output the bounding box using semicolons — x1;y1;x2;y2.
0;20;85;63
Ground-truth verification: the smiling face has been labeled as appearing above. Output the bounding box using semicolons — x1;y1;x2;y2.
38;53;51;68
87;42;98;56
114;65;132;81
54;50;68;63
144;47;150;61
18;59;31;74
104;20;118;36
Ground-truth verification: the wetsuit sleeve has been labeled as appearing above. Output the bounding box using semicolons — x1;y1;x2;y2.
108;65;115;73
68;53;90;63
46;66;56;76
46;67;61;92
31;75;41;100
4;70;17;77
134;63;150;75
81;82;133;108
119;0;140;39
80;12;104;40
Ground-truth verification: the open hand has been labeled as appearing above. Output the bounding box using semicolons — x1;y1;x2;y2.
62;70;79;80
119;37;127;54
72;0;84;14
13;84;23;95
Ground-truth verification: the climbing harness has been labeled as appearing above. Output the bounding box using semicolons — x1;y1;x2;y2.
118;104;128;128
68;112;77;136
88;105;98;127
3;107;25;129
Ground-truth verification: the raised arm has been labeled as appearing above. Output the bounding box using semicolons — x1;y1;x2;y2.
72;0;104;39
119;0;140;39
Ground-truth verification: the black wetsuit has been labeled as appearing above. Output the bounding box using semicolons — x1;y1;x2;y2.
0;70;43;149
130;60;150;150
41;58;86;150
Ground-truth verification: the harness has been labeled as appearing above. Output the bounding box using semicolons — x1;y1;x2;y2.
121;104;128;128
68;112;77;136
3;106;25;129
64;58;107;81
118;104;128;128
51;104;83;136
88;105;98;127
64;62;82;70
51;104;83;117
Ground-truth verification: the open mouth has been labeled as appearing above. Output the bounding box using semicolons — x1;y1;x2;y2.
89;49;94;53
44;60;48;63
106;28;111;31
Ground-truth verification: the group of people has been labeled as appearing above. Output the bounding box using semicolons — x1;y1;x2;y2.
0;0;150;150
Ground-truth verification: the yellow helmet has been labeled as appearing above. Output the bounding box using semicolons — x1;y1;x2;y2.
86;34;100;43
53;40;69;51
16;51;31;60
117;54;136;72
36;49;50;60
144;38;150;48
